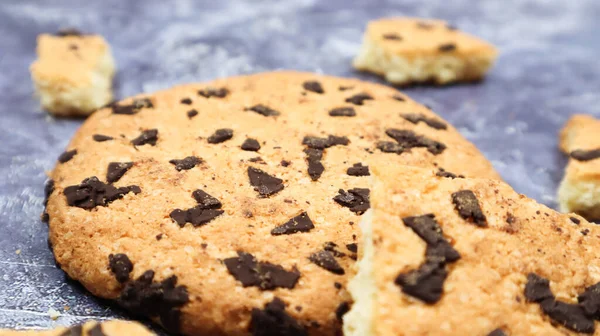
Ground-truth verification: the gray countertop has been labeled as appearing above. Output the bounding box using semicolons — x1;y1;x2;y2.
0;0;599;333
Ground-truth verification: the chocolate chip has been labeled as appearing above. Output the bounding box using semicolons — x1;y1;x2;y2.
198;87;229;98
345;93;374;106
376;141;403;154
156;234;163;240
55;28;83;37
249;157;265;163
333;188;370;214
108;253;133;283
383;33;402;40
170;207;224;227
242;138;261;151
93;134;114;142
119;270;189;333
271;212;315;235
309;250;345;275
224;252;300;290
187;109;198;119
180;98;192;105
334;282;342;289
131;129;158;146
58;149;77;163
346;243;358;253
207;128;233;144
64;177;141;210
192;189;222;209
439;43;457;52
540;299;595;333
347;163;370;176
302;135;349;149
384;129;446;155
436;168;463;179
452;190;487;227
402;214;460;263
339;86;354;91
329;107;356;117
248;167;284;197
106;162;133;183
169;156;202;171
88;324;106;336
570;149;600;161
324;242;346;258
335;302;351;321
250;298;307;336
570;217;581;225
246;104;280;117
401;113;447;130
392;95;405;102
578;282;600;319
58;325;83;336
303;81;324;94
524;273;554;303
113;98;154;115
416;21;434;29
582;229;590;236
325;135;350;147
281;160;291;167
42;179;55;223
396;260;447;303
304;148;324;181
486;329;506;336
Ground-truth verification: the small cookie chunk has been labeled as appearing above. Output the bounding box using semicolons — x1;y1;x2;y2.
558;114;600;219
30;30;115;116
353;18;498;85
0;320;155;335
46;71;500;336
344;164;600;336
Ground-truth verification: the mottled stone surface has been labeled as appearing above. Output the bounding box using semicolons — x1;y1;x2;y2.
0;0;599;332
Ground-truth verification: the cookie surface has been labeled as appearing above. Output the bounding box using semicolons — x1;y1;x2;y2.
353;18;498;85
46;71;499;335
558;114;600;219
344;164;600;336
0;321;154;336
30;29;115;116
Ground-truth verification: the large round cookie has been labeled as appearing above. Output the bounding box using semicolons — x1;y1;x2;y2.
45;71;499;335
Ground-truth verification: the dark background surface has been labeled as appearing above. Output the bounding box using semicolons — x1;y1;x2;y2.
0;0;599;333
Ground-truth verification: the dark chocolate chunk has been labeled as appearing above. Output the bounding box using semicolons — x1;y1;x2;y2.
345;93;374;106
383;33;402;40
281;160;291;167
376;141;403;154
402;214;461;263
58;149;77;163
170;207;224;227
451;190;487;227
88;324;106;336
571;149;600;161
187;109;198;119
582;229;590;236
524;273;554;303
323;242;346;258
487;328;506;336
58;325;83;336
578;282;600;319
302;135;349;149
335;302;351;321
329;107;356;117
436;168;464;179
540;299;595;333
64;177;141;210
417;21;434;29
439;43;457;52
393;95;406;102
347;163;370;176
207;128;234;144
396;261;447;303
180;98;192;105
192;189;222;209
169;156;202;171
106;162;133;183
250;298;307;336
303;81;324;94
401;113;447;130
346;243;358;253
249;157;265;163
304;148;324;181
93;134;114;142
570;217;581;225
272;212;315;235
198;87;229;98
108;253;133;283
246;104;280;117
339;86;354;91
242;138;261;151
324;135;349;147
385;129;446;155
224;251;300;290
333;188;370;214
248;167;284;197
309;250;345;275
119;270;189;333
131;129;158;146
113;98;153;115
42;179;55;223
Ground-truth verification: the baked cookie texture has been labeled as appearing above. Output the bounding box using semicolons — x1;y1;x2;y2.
30;29;115;117
558;114;600;219
344;164;600;336
353;18;498;85
0;320;154;335
45;71;499;336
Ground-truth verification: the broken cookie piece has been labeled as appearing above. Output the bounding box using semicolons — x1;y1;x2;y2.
30;29;115;116
558;114;600;220
353;18;497;85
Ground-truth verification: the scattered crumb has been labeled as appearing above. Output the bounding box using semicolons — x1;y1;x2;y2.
15;249;21;255
47;308;61;320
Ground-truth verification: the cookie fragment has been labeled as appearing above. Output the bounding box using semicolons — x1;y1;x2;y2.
248;167;284;197
346;163;370;176
108;253;133;283
64;176;141;210
169;156;202;171
93;134;114;142
241;138;261;151
401;113;447;130
131;129;158;146
329;107;356;117
224;251;300;290
106;162;133;183
451;190;487;227
333;188;370;214
207;128;234;144
303;81;324;94
246;104;280;117
271;212;315;235
58;149;77;163
198;87;229;98
309;250;345;275
250;298;307;336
